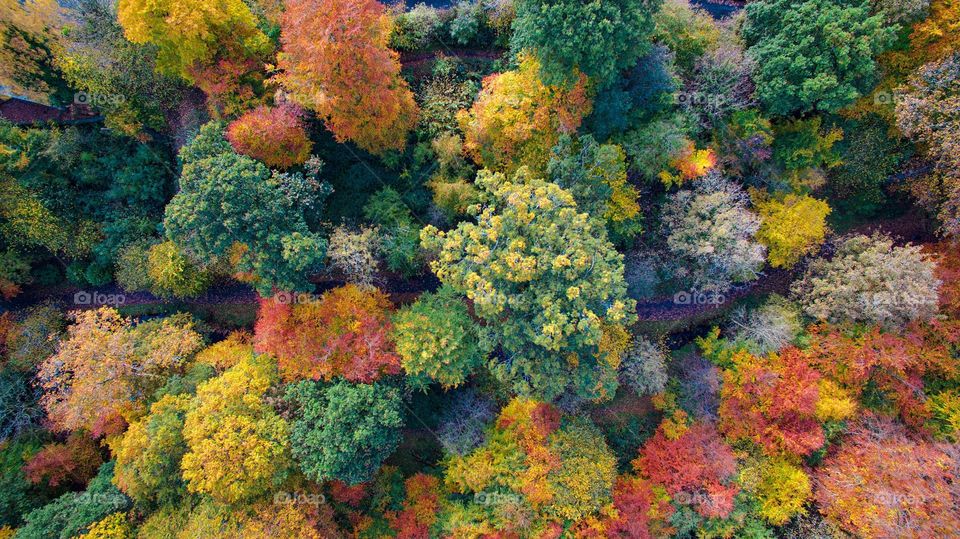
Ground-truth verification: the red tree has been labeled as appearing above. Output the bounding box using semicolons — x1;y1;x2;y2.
254;285;402;382
719;348;825;457
634;422;739;519
274;0;417;154
226;103;313;169
600;475;676;538
814;414;960;538
385;474;442;539
23;432;103;489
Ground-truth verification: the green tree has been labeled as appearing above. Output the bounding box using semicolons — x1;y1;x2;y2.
164;122;331;294
285;380;405;485
392;286;488;389
743;0;895;115
112;394;191;507
421;168;637;401
510;0;660;88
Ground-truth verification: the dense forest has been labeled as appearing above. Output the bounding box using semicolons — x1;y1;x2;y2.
0;0;959;537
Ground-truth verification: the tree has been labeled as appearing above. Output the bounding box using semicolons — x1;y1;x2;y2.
326;225;381;286
181;354;292;504
743;0;895;115
164;122;331;294
421;168;637;401
660;173;766;293
116;0;269;82
392;286;487;389
548;135;643;241
510;0;660;88
226;104;313;169
0;0;70;102
275;0;417;154
651;0;719;74
754;193;831;269
23;433;102;489
620;335;669;396
601;475;676;538
457;55;592;176
253;285;402;383
36;308;202;432
718;348;825;457
895;53;960;236
634;421;739;519
113;394;191;507
443;398;617;535
145;241;211;299
14;462;130;539
285;379;405;485
791;234;940;328
56;0;185;136
814;415;960;537
738;457;811;526
76;513;133;539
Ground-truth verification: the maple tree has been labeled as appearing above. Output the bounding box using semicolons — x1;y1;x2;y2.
458;55;593;175
275;0;417;154
253;285;402;383
718;347;825;457
23;432;102;490
36;308;202;432
226;103;313;169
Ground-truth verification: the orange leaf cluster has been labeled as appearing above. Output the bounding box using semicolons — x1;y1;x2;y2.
253;285;402;383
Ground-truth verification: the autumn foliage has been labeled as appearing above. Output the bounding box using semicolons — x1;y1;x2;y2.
814;415;960;538
634;421;739;519
719;348;825;457
226;103;313;169
254;285;402;383
458;55;593;175
275;0;417;154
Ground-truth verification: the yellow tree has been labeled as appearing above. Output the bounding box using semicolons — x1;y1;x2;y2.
0;0;68;101
458;55;592;176
754;193;831;268
116;0;269;81
275;0;417;154
180;354;292;504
